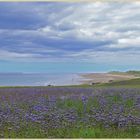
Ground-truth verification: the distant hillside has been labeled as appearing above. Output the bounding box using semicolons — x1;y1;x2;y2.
126;71;140;76
109;70;140;77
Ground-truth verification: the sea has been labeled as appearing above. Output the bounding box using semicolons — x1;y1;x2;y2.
0;73;85;86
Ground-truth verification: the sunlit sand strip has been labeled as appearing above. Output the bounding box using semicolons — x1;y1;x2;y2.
80;73;140;84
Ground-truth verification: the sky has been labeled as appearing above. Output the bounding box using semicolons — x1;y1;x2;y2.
0;2;140;73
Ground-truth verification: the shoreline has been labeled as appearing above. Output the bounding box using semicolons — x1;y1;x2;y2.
0;72;139;87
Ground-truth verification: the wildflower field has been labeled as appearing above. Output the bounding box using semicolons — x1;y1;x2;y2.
1;83;140;138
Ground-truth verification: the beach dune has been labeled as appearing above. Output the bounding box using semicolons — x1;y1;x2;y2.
81;73;139;84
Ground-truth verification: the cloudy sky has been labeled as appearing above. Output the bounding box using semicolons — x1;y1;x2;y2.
0;2;140;73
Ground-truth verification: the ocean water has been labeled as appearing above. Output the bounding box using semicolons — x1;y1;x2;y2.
0;73;84;86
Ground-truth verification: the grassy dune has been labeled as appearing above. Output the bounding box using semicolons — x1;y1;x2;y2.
64;78;140;88
98;78;140;88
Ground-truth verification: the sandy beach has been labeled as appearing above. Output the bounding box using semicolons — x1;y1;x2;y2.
80;73;139;85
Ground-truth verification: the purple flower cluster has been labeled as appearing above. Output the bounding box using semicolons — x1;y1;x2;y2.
0;87;140;137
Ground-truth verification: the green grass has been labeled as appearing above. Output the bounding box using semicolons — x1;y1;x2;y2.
126;71;140;77
58;77;140;88
125;99;134;108
56;99;84;115
95;78;140;88
50;126;140;138
56;98;99;115
2;124;140;138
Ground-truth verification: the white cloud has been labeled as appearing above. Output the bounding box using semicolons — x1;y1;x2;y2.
38;2;140;47
0;2;140;64
67;49;140;65
0;49;42;60
118;37;140;46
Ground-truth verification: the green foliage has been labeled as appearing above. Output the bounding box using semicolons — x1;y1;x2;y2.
126;71;140;76
125;99;134;108
98;78;140;88
2;124;140;138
